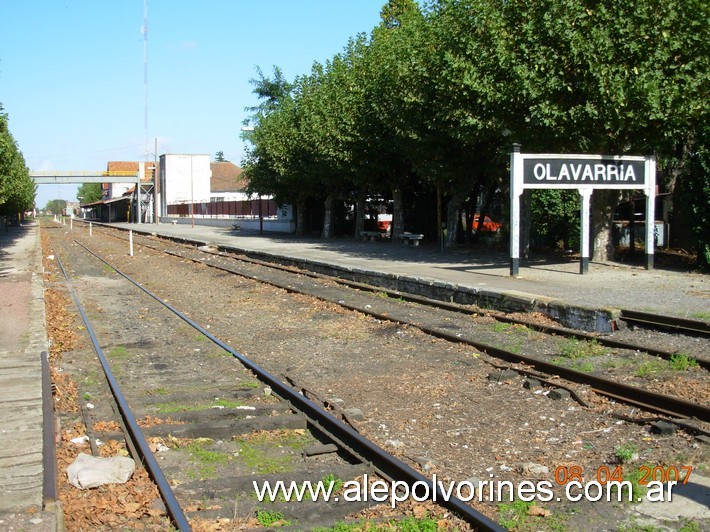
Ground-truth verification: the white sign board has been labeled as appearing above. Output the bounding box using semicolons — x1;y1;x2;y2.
510;145;656;275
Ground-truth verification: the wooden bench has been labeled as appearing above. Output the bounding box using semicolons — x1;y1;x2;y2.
360;230;384;242
398;232;424;246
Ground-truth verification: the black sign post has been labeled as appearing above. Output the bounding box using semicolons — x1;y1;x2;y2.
510;145;656;276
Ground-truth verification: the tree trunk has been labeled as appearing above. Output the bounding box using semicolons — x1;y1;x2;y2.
445;190;466;247
520;190;532;259
295;201;305;236
391;186;405;240
354;190;366;239
321;192;337;239
591;190;621;261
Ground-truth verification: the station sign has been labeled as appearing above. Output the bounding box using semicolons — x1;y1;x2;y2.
509;146;656;276
523;157;646;188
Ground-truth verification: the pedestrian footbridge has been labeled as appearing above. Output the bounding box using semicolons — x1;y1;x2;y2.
29;170;140;185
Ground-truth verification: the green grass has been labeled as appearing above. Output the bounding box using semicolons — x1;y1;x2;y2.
691;311;710;321
183;439;230;479
234;431;311;475
611;467;647;503
322;473;344;493
184;440;228;463
559;338;607;359
635;359;665;378
615;443;638;464
194;333;208;341
146;387;171;396
493;322;513;333
153;397;244;413
497;499;567;531
237;442;293;474
108;346;130;360
669;353;698;371
313;516;440;532
552;357;595;373
238;380;260;389
498;500;534;530
678;520;701;532
255;509;290;527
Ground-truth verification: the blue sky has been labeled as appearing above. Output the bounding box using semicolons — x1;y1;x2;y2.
0;1;387;207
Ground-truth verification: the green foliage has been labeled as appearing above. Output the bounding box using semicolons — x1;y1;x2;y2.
615;443;639;463
240;0;709;248
635;359;665;378
0;105;35;216
680;123;710;269
669;353;699;371
322;473;343;493
498;499;534;530
559;338;607;359
255;509;290;527
76;183;103;205
530;190;580;250
45;199;68;215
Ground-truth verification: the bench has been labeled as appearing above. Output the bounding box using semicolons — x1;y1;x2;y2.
398;232;424;246
360;230;384;242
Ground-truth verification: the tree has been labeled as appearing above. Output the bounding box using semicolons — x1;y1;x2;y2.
45;199;67;215
240;0;708;257
215;151;227;162
77;183;103;204
0;104;35;217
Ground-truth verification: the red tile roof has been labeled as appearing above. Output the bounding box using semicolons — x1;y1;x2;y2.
210;162;246;192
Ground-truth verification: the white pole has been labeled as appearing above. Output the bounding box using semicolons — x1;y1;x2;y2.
579;189;593;274
509;144;523;276
129;230;134;257
89;222;93;237
645;156;657;270
70;217;73;230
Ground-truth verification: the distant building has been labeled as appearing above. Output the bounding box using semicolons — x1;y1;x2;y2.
159;154;211;217
210;161;247;202
104;161;157;199
81;160;157;222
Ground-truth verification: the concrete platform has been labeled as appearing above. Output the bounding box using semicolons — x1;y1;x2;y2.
0;221;59;530
107;221;710;331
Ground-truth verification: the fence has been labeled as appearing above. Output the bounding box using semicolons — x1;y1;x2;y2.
167;198;277;219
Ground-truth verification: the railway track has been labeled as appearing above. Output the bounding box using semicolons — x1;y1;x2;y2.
619;309;710;337
81;222;710;425
44;226;500;530
44;221;710;530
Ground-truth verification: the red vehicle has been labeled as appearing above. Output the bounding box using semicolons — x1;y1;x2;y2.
472;214;501;233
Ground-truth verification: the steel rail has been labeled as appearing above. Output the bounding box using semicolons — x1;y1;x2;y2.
101;223;709;371
620;309;710;337
52;246;192;531
73;240;503;531
410;322;710;423
41;350;58;508
75;227;710;422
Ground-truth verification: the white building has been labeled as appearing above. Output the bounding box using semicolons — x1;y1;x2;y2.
159;154;211;217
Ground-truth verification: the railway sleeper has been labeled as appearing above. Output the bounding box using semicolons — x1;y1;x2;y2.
142;404;292;424
177;463;378;526
141;414;307;439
